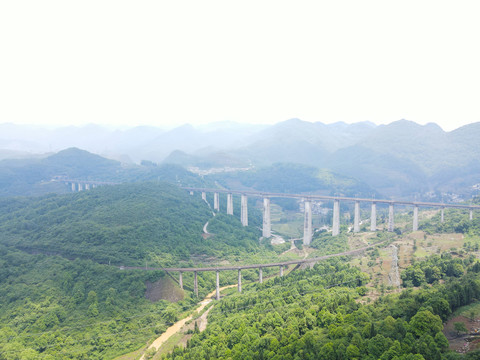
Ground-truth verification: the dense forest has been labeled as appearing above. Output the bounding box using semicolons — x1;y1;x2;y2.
1;175;480;359
0;247;178;359
164;256;480;360
0;182;211;265
0;182;272;266
0;181;286;359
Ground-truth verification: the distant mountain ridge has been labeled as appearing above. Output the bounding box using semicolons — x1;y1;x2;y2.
0;147;208;197
1;119;480;198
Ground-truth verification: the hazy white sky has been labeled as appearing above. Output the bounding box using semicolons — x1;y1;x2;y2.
1;1;479;131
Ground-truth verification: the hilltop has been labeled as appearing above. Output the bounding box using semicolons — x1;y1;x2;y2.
0;181;269;266
0;147;207;197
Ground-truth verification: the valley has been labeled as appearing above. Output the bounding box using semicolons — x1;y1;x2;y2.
0;146;480;359
3;1;480;358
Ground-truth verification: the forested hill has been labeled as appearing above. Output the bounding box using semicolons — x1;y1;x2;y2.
0;182;220;266
0;181;269;359
209;163;376;198
0;147;207;197
166;257;480;360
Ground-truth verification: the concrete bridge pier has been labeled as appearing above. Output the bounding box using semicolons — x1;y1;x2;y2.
279;265;284;277
216;271;220;300
190;191;194;196
388;203;394;232
92;184;97;189
441;207;445;223
194;271;198;296
227;193;233;215
303;200;312;245
241;194;248;226
262;198;271;238
354;201;360;233
413;205;419;231
78;183;83;191
238;269;242;293
332;200;340;236
371;202;377;231
85;183;90;190
214;193;219;211
259;267;263;283
179;272;183;290
201;192;206;201
470;209;473;221
71;183;76;192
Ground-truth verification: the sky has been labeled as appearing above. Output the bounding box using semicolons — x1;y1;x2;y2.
1;1;479;131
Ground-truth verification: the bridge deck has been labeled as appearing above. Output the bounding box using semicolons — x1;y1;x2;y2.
52;178;120;185
184;187;480;209
122;243;376;272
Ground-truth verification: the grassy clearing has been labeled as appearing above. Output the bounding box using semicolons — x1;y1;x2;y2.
349;226;475;301
152;332;185;359
113;346;147;360
452;301;480;318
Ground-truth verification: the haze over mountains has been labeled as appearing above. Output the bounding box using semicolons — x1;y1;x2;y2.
1;119;480;199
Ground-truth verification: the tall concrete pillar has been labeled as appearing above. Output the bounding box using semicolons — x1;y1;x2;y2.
470;209;473;220
216;271;220;300
190;191;194;196
214;193;219;211
354;201;360;233
332;199;340;236
85;183;90;190
201;192;206;201
279;265;284;277
303;200;312;245
441;207;445;223
241;194;248;226
71;183;76;192
413;205;419;231
78;183;83;191
259;267;263;283
371;202;377;231
227;193;233;215
92;184;97;189
262;197;271;238
179;272;183;290
388;203;394;232
194;271;198;297
238;269;242;293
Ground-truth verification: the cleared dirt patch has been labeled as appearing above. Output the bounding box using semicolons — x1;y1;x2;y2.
443;315;480;354
145;277;184;303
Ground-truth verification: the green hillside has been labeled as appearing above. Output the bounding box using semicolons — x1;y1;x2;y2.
0;181;280;359
0;248;174;359
165;254;480;360
327;145;429;197
0;182;275;267
0;182;212;265
3;175;480;359
209;163;376;197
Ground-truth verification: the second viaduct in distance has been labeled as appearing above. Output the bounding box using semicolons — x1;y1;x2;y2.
184;187;480;246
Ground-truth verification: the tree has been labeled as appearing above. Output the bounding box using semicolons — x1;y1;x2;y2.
319;342;336;360
434;332;449;351
409;310;443;338
346;344;360;359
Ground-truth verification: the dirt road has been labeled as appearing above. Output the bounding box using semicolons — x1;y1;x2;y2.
139;285;235;360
